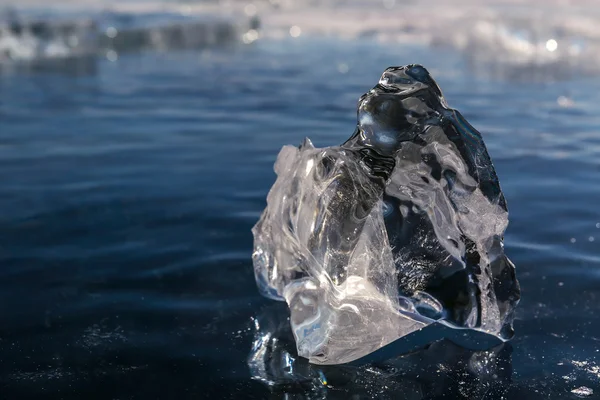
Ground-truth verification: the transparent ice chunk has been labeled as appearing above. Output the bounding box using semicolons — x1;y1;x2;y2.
252;64;520;365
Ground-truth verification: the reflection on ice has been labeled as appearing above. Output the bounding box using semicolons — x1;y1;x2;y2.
248;303;514;399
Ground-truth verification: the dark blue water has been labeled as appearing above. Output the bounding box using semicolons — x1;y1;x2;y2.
0;37;599;399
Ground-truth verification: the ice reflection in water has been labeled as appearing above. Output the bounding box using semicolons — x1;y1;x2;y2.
248;304;513;399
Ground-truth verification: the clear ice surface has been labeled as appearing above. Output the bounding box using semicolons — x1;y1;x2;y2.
252;64;520;365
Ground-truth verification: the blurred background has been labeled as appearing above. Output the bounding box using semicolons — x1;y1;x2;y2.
0;0;599;399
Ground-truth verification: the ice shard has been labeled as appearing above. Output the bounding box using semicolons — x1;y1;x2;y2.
252;64;520;365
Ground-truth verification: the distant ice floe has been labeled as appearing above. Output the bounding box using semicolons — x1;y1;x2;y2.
0;4;258;70
247;0;600;80
0;9;97;62
3;0;600;80
429;11;600;81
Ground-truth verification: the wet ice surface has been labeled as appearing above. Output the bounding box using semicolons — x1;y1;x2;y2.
252;65;519;365
0;1;599;399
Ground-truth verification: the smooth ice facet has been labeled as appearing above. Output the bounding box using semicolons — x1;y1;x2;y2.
252;64;520;365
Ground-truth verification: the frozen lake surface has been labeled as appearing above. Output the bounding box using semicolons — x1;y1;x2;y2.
0;1;599;399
